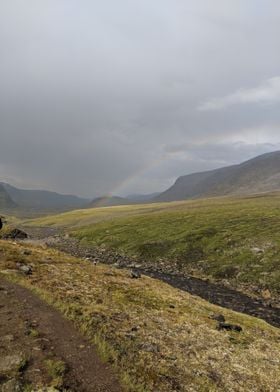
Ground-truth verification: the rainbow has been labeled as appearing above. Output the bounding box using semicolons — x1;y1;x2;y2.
93;155;168;207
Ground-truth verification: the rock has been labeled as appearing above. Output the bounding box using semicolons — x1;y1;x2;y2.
1;378;22;392
20;249;32;256
140;342;160;353
0;353;26;374
18;265;32;275
3;229;28;240
209;313;225;323
251;247;264;254
131;270;141;279
261;289;272;299
217;322;242;332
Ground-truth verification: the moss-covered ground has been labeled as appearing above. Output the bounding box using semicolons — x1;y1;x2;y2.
27;193;280;297
1;240;280;391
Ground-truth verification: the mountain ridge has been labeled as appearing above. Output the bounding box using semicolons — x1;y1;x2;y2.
0;183;17;210
155;150;280;202
0;182;89;212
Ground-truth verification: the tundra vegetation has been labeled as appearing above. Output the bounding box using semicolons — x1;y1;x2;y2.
1;240;280;391
28;192;280;298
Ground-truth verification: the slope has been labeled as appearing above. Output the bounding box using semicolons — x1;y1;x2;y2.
1;182;89;212
156;150;280;202
1;240;280;391
0;184;17;210
88;195;131;208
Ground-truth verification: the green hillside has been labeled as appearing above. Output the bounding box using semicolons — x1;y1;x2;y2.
27;192;280;297
1;240;280;391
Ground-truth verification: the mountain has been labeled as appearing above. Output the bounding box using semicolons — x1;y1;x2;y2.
0;184;17;210
155;151;280;202
88;195;131;208
126;192;161;202
1;182;89;212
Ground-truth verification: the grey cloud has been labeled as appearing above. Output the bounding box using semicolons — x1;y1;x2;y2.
0;1;280;197
198;77;280;111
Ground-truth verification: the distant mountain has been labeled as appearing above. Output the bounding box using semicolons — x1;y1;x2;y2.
0;184;17;210
155;151;280;202
1;182;89;212
126;192;161;202
88;195;131;208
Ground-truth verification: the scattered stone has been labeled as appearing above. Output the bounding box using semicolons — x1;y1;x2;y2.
3;228;28;240
251;247;264;255
131;270;141;279
217;322;242;332
1;378;22;392
18;265;32;275
261;289;272;300
20;249;32;256
209;313;225;323
140;342;160;353
0;353;26;374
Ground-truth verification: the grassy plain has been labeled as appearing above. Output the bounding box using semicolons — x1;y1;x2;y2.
1;240;280;391
27;193;280;295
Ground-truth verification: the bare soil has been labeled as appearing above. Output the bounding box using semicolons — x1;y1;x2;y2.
0;276;122;392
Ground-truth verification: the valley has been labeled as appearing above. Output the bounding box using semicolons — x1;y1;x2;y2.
1;239;280;391
2;154;280;391
2;3;280;390
25;192;280;303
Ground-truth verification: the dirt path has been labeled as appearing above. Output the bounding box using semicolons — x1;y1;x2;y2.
0;277;122;392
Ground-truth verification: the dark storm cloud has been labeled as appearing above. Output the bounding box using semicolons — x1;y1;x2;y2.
0;0;280;196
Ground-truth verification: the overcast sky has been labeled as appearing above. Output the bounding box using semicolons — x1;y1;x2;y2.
1;1;280;197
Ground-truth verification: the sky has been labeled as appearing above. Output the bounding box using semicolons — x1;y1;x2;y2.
0;0;280;198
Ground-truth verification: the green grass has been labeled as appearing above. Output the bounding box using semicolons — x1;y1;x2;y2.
26;193;280;296
44;359;66;388
2;240;280;391
73;194;280;294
